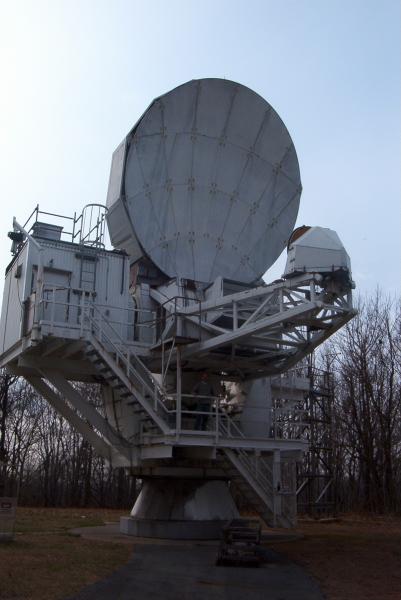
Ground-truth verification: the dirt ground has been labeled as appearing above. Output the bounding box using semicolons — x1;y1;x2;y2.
270;515;401;600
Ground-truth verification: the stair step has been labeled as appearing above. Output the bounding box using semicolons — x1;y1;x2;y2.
103;373;115;380
97;365;112;373
85;335;171;435
110;381;125;389
87;357;101;366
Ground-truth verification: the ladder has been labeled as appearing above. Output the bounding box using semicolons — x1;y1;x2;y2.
78;253;97;292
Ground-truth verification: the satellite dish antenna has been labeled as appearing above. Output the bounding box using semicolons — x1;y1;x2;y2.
107;78;302;283
0;77;356;540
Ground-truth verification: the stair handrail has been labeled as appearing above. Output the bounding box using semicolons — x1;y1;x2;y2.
218;411;276;494
218;410;245;439
237;450;296;508
217;407;293;511
82;301;170;418
235;449;274;495
226;448;296;526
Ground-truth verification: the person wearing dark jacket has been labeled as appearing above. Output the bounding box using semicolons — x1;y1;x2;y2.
192;371;215;430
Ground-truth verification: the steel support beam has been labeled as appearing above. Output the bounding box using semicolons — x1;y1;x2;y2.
40;369;135;464
26;376;130;467
181;301;318;358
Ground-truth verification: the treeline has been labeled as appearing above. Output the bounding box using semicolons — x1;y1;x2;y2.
0;377;135;508
0;291;400;514
322;291;401;513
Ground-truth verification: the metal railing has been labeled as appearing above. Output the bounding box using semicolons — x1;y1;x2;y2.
232;449;274;496
73;204;107;248
19;203;108;249
35;286;156;345
32;287;310;448
224;448;297;526
82;301;171;423
157;393;246;442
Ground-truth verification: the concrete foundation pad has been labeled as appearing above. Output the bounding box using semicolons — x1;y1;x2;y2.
120;516;227;539
70;522;303;546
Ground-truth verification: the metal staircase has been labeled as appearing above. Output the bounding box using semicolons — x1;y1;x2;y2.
83;304;172;435
82;301;297;528
219;420;296;528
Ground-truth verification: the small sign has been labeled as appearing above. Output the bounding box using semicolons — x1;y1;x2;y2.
0;497;17;518
0;497;17;541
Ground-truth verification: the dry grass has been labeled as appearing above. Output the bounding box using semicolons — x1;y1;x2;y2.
0;507;131;600
13;507;128;534
270;514;401;600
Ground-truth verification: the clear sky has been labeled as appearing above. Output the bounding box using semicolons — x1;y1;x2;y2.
0;0;400;296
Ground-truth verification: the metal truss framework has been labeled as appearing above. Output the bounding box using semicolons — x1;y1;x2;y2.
296;366;337;517
2;254;355;529
150;273;356;380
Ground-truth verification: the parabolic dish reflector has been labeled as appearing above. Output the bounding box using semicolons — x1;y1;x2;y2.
106;78;302;283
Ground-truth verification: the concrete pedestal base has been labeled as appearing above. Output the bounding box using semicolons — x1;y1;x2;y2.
120;478;239;540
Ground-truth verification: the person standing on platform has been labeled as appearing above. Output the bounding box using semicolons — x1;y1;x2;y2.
192;371;215;430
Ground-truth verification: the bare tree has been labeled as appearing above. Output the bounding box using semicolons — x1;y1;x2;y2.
322;291;401;513
0;371;16;495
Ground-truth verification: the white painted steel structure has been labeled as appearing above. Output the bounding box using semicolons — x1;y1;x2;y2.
0;79;356;537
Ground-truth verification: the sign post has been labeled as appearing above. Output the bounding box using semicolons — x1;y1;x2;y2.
0;497;17;542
